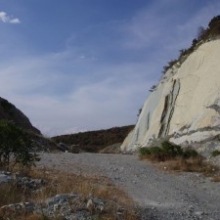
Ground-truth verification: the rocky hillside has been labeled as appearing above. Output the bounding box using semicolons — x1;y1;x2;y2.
121;16;220;155
52;125;134;153
0;97;59;151
0;97;40;134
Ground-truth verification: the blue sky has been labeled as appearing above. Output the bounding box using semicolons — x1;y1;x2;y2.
0;0;219;136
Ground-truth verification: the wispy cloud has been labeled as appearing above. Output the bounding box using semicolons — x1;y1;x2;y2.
0;50;153;136
0;0;219;136
0;11;20;24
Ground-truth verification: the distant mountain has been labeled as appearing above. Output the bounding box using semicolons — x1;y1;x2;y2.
52;125;134;153
0;97;40;134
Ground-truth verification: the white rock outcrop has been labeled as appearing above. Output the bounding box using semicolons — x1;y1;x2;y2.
121;40;220;153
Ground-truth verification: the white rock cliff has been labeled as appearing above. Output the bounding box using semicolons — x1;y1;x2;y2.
121;40;220;153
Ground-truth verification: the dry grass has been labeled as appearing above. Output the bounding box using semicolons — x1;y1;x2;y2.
157;156;220;181
0;183;26;207
158;157;204;172
139;142;220;181
0;167;140;220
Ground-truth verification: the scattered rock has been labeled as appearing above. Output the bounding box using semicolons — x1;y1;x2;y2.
86;198;95;213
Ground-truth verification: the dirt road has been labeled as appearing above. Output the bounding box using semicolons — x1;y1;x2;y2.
37;152;220;219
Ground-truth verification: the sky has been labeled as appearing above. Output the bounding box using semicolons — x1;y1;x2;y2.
0;0;219;136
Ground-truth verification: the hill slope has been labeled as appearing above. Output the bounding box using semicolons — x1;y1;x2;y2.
0;97;40;134
52;125;134;152
0;97;60;151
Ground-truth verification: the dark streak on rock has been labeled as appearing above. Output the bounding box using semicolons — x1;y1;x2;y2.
158;79;181;138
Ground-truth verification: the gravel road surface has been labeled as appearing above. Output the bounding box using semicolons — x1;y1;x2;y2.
36;152;220;220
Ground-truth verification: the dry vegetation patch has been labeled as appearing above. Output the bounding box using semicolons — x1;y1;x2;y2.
158;157;219;175
139;141;220;181
0;167;140;220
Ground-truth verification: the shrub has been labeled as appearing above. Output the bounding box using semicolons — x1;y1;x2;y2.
139;146;150;155
149;85;157;92
212;150;220;157
208;15;220;29
139;146;163;161
149;146;167;161
139;141;198;162
161;141;183;157
0;120;39;169
183;148;198;158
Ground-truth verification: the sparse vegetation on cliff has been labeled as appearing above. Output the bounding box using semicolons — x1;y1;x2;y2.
161;15;220;75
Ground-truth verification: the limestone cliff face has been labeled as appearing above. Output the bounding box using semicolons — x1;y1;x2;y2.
121;40;220;153
0;97;40;134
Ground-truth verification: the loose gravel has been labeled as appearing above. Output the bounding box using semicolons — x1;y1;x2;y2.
36;152;220;220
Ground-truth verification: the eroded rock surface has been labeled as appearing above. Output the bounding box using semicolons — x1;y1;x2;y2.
121;40;220;154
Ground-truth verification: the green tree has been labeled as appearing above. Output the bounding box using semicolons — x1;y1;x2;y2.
208;15;220;29
197;26;206;41
0;120;39;169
